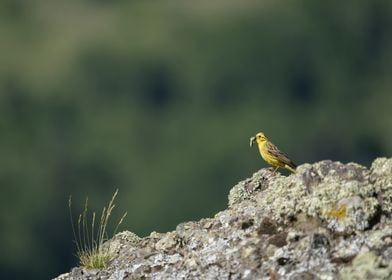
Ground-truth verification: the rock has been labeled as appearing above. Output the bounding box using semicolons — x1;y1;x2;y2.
154;232;180;252
267;232;288;247
54;158;392;280
339;251;392;280
258;217;278;235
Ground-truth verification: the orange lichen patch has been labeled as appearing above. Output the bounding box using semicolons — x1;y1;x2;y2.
324;204;348;220
268;268;277;280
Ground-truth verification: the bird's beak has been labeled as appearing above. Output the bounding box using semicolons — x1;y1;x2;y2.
249;136;256;147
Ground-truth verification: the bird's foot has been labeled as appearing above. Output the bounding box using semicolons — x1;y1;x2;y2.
271;167;279;175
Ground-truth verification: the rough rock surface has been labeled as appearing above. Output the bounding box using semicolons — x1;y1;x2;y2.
55;158;392;280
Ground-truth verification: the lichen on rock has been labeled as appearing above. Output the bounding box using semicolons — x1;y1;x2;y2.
54;158;392;280
339;251;392;280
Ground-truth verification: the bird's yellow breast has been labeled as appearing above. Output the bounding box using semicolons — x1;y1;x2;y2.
258;142;282;167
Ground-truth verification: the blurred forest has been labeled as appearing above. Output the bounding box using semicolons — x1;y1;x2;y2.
1;0;391;279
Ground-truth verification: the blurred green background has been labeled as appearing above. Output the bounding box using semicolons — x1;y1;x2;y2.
1;0;391;279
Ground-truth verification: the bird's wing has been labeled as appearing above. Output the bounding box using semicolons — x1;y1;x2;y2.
266;141;296;167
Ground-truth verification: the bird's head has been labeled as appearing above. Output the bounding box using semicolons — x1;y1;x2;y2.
250;132;267;147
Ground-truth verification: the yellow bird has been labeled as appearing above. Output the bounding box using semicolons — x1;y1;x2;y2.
250;132;297;173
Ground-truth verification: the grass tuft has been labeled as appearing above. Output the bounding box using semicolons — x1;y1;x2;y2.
68;189;127;269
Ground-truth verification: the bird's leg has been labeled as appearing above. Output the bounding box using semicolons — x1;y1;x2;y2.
272;166;279;175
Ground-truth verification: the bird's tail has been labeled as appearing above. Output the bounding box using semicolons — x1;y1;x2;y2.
285;162;297;173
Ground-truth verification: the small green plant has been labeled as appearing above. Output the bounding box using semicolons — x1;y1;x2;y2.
68;189;127;269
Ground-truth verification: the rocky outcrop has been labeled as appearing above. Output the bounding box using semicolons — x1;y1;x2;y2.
55;158;392;280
